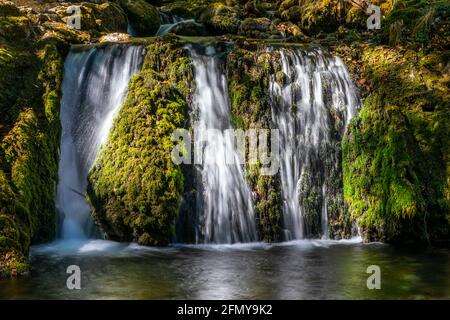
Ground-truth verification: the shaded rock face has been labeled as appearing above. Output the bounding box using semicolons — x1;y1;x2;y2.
87;39;193;246
0;2;64;277
225;46;284;242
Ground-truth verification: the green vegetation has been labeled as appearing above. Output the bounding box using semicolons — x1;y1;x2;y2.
87;38;193;246
381;0;450;47
0;4;64;276
119;0;160;36
226;47;282;242
343;45;449;243
1;0;449;277
199;2;241;34
54;1;128;34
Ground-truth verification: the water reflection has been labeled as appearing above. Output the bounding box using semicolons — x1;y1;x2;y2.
0;240;448;299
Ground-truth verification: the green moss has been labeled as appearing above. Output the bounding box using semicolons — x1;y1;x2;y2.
119;0;161;36
226;47;282;242
298;169;322;237
381;0;450;47
0;2;21;17
54;2;128;34
343;45;449;243
0;5;64;277
200;2;241;34
87;39;193;246
41;21;90;45
0;247;28;277
0;15;33;42
238;17;277;39
158;0;213;19
279;0;341;34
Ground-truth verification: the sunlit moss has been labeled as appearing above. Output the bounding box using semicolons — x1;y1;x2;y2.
119;0;161;36
87;39;193;246
0;5;64;276
226;46;282;241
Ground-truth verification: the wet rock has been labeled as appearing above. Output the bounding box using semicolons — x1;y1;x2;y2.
54;2;127;34
167;20;208;36
119;0;160;36
199;3;241;35
238;17;280;39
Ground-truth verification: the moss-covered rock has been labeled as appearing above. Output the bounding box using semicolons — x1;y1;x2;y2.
87;38;193;246
343;45;450;243
199;2;241;35
238;17;280;39
226;47;283;242
279;0;341;34
277;21;306;40
0;4;64;277
0;1;133;45
119;0;161;36
385;0;449;48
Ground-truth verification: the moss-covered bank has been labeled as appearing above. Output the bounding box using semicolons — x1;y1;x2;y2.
0;3;64;276
1;0;449;279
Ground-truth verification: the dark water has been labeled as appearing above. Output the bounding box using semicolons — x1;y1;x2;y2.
0;239;449;299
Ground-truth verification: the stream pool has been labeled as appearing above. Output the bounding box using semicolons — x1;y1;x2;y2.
1;239;449;299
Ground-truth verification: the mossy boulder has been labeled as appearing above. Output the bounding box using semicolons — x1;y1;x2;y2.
296;0;341;34
199;2;241;35
0;3;64;277
0;1;21;17
238;17;280;39
381;0;450;47
87;39;193;246
0;8;34;43
167;20;208;36
343;45;450;243
40;21;90;44
119;0;161;36
0;170;28;277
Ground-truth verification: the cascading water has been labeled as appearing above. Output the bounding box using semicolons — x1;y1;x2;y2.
56;44;144;239
189;47;257;244
156;14;202;36
269;48;359;240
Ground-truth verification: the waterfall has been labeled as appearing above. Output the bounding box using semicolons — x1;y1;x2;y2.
156;15;201;36
56;45;144;239
269;48;358;240
189;47;257;244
